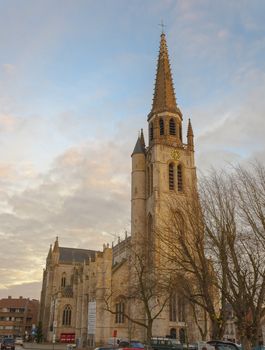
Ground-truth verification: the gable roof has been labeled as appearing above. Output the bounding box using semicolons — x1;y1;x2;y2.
59;247;97;263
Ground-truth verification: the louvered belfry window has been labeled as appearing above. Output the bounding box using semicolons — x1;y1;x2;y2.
169;163;174;190
149;122;154;141
159;118;164;135
177;164;183;192
169;118;176;135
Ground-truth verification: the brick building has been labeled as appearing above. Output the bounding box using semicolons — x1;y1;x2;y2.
0;296;39;340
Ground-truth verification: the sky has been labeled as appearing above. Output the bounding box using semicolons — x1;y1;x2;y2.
0;0;265;300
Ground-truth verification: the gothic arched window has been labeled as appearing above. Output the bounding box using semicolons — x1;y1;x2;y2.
115;301;125;323
61;273;66;287
169;293;177;322
149;122;154;141
62;305;72;326
147;167;150;197
170;328;177;339
150;164;153;194
169;118;176;135
179;328;186;344
179;125;182;141
159;118;164;135
169;163;175;190
147;214;154;264
147;214;153;242
178;297;185;322
177;164;183;192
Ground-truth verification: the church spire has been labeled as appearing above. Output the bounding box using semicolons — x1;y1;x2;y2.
149;32;179;119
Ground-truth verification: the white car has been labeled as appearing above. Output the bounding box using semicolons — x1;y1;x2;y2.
15;338;23;346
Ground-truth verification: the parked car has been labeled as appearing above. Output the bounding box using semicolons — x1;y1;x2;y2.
118;340;145;349
15;338;23;346
207;340;240;350
151;338;183;350
1;338;15;350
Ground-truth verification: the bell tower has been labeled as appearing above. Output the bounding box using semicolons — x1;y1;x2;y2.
131;32;197;250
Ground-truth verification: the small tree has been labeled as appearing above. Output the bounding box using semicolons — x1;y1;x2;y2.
35;321;43;343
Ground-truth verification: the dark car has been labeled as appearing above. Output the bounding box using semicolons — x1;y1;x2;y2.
94;348;118;350
118;341;145;349
151;338;183;350
1;338;15;350
207;340;240;350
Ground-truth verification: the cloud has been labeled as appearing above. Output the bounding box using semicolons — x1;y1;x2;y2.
0;0;264;300
0;137;132;297
2;64;15;75
0;114;17;132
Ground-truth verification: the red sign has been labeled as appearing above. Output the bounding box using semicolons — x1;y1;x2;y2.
60;333;75;343
113;330;117;337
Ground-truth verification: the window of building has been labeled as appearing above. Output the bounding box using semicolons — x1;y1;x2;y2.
61;273;66;287
147;167;150;197
169;294;177;322
149;122;154;141
178;297;185;322
179;328;186;344
169;118;176;135
177;164;183;192
115;302;124;323
170;328;177;339
150;164;153;194
169;163;174;190
159;118;164;135
62;305;72;326
179;125;182;141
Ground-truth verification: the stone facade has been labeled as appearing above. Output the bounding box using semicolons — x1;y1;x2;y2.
39;32;208;347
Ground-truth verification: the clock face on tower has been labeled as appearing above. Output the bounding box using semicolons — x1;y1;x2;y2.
171;149;181;161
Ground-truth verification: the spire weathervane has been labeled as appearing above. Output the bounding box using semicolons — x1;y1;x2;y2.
158;20;166;34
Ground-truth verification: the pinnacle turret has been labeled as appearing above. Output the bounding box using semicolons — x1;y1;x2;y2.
132;131;146;156
187;118;194;150
53;236;59;253
187;118;194;136
46;244;52;265
149;32;179;119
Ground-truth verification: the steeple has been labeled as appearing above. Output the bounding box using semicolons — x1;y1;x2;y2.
149;32;180;119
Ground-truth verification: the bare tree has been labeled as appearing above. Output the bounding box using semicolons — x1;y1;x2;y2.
201;163;265;350
156;190;225;341
157;162;265;350
104;235;173;344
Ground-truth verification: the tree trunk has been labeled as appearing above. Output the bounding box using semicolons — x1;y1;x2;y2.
241;337;252;350
146;319;153;345
210;319;224;340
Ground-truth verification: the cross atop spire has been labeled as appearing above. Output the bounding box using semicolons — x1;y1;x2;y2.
158;20;166;34
148;32;180;120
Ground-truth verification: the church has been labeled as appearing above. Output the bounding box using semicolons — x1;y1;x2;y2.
39;32;206;347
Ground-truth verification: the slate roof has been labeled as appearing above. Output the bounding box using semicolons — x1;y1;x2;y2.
132;137;145;155
59;247;96;263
